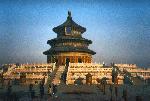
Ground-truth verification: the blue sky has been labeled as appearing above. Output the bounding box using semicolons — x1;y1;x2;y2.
0;0;150;67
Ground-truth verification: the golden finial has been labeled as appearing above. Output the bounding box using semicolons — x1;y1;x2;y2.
68;11;71;17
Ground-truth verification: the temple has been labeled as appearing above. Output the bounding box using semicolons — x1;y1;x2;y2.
1;11;150;86
43;11;96;65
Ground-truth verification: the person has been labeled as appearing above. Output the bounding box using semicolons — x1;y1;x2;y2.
109;85;113;101
39;82;44;98
7;85;12;95
0;73;4;87
31;90;35;100
12;92;19;101
52;84;57;97
6;85;12;101
136;96;142;101
28;84;35;100
109;85;113;93
48;84;52;96
51;83;54;96
54;84;58;98
29;84;33;92
115;86;118;97
122;88;127;101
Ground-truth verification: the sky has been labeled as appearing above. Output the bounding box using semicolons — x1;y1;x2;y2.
0;0;150;67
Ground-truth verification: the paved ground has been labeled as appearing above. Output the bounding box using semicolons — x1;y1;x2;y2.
55;84;150;101
0;83;150;101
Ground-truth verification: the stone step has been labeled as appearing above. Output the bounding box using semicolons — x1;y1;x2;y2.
52;66;66;85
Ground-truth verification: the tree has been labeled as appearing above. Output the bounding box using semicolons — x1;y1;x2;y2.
112;66;118;84
111;66;119;99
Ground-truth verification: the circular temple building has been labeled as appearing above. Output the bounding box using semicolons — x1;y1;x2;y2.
43;11;96;65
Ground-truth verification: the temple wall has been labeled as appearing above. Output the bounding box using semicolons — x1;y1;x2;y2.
3;63;55;85
66;63;124;85
115;64;137;68
66;63;150;85
47;52;92;65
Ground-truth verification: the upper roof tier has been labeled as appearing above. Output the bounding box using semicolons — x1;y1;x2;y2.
47;37;92;45
53;11;86;34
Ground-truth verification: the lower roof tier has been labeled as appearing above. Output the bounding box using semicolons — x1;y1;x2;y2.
47;37;92;45
43;46;96;55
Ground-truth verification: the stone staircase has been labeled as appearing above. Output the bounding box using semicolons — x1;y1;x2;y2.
52;66;65;85
45;65;58;86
